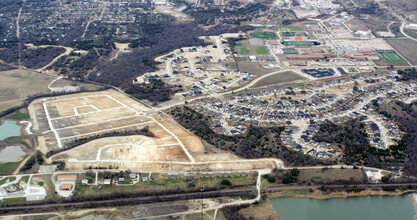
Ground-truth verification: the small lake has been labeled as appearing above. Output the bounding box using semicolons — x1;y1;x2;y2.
271;194;415;220
0;146;26;163
75;214;108;220
0;120;22;141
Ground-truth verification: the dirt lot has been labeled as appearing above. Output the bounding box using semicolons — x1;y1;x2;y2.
238;199;280;220
0;69;55;111
297;168;365;184
250;71;308;88
237;61;276;75
48;78;103;91
28;89;280;172
386;38;417;65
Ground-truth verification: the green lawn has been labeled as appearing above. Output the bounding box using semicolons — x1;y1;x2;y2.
282;32;296;36
238;46;251;55
255;46;269;55
0;159;25;175
279;26;302;31
1;197;26;204
20;175;29;184
282;41;314;46
379;52;404;62
6;110;30;121
0;176;16;185
250;32;276;39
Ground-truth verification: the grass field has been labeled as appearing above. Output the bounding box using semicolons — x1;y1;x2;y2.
279;26;302;31
405;28;417;39
282;32;296;36
282;41;315;46
0;69;55;112
0;159;24;174
0;176;16;185
238;46;251;55
250;32;276;39
386;39;417;65
378;51;404;62
5;109;30;120
74;174;255;197
251;71;308;88
254;46;269;55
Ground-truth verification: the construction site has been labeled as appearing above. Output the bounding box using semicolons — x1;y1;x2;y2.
28;90;280;172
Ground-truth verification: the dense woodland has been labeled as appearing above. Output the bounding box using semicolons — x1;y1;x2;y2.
376;101;417;176
0;46;65;69
125;79;183;104
170;106;334;166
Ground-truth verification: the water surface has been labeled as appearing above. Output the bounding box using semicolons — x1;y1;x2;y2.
0;146;26;163
0;120;22;141
271;195;415;220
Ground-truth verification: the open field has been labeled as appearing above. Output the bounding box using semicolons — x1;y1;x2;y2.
237;46;250;55
237;62;275;75
74;173;256;197
48;78;104;91
386;39;417;65
254;46;269;55
278;26;302;31
297;168;365;184
235;40;269;55
250;32;276;39
405;28;417;39
250;71;308;88
0;69;56;112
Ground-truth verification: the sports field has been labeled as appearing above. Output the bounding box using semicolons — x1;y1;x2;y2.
282;41;315;46
282;32;296;36
378;51;404;62
278;26;302;31
250;32;276;39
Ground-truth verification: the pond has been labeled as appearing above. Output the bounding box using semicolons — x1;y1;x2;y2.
75;214;108;220
271;194;415;220
0;120;22;141
0;146;26;163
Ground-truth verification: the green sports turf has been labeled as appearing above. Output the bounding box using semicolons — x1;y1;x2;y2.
379;52;404;62
250;32;276;39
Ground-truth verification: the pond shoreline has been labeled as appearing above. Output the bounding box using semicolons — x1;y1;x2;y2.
268;188;417;200
268;189;417;220
270;190;416;220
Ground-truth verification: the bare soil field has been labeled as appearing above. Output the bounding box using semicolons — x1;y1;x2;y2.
238;199;280;220
386;39;417;65
29;90;153;143
250;71;308;88
297;168;365;184
237;61;275;75
28;89;280;172
48;78;104;91
0;69;55;111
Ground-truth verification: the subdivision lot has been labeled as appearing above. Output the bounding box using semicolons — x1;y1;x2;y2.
29;90;155;149
386;39;417;65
